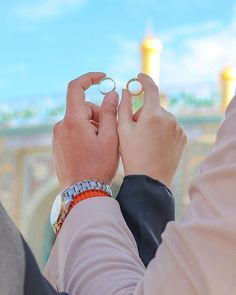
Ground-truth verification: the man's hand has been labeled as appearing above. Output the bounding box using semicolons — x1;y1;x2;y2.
53;72;119;190
118;73;187;188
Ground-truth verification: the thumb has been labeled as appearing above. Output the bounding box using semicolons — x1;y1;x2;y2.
98;91;119;138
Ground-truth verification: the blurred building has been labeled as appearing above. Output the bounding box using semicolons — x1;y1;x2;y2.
141;34;162;86
0;33;236;269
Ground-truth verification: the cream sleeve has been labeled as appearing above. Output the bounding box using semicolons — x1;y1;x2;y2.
45;96;236;295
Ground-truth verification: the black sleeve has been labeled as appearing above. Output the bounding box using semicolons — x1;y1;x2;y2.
116;175;175;267
22;237;68;295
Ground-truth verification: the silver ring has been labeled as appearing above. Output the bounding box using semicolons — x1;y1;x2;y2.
98;77;116;95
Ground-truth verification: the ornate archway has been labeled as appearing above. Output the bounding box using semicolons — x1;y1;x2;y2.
22;177;60;270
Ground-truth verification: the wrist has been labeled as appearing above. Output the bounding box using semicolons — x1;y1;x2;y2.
50;179;112;234
60;174;114;190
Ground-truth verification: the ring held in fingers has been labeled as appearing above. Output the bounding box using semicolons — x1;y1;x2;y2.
126;78;143;96
98;77;116;95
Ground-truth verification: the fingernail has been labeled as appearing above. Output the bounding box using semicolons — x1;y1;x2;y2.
138;73;146;81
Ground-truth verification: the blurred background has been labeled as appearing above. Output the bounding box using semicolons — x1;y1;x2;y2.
0;0;236;269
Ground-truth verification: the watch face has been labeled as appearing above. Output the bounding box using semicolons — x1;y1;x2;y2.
50;194;62;226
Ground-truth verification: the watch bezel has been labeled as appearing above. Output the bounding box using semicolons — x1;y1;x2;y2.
50;193;63;227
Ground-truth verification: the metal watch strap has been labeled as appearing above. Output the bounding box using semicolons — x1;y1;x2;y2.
62;179;113;208
51;179;112;234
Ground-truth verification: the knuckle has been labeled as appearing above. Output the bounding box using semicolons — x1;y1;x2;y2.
177;125;187;144
67;79;76;91
102;105;117;117
183;132;188;144
167;113;177;129
146;112;161;125
53;121;62;137
63;117;79;130
178;126;184;137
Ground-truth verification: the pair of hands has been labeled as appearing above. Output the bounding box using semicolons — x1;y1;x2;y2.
53;72;187;190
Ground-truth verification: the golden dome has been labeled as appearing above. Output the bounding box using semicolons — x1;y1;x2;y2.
221;67;236;81
141;35;162;51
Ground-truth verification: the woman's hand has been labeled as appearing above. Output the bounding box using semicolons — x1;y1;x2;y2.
53;72;119;190
118;73;187;188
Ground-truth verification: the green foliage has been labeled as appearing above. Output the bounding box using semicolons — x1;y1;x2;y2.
0;91;220;127
169;92;219;108
0;107;39;126
48;105;65;117
132;96;144;112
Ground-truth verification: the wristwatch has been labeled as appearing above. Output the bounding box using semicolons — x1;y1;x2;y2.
50;179;112;234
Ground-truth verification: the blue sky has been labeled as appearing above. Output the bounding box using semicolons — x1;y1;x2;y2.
0;0;236;101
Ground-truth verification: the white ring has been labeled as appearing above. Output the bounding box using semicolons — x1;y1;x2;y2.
98;77;116;95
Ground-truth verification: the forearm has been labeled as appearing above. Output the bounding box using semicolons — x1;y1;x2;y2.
44;198;145;294
135;95;236;294
45;96;236;295
45;197;190;295
117;175;175;267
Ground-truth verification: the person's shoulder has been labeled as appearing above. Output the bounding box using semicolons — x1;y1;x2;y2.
0;203;25;295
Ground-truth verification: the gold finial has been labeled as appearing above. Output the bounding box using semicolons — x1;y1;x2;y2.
141;32;162;86
221;66;236;112
221;67;236;80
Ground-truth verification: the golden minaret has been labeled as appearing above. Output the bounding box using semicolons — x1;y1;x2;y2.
141;34;162;86
221;67;236;112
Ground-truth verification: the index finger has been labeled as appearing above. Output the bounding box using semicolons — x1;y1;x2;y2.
137;73;160;112
65;72;106;119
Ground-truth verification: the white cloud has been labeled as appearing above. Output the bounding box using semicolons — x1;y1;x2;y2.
161;19;236;92
14;0;86;21
159;21;222;43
